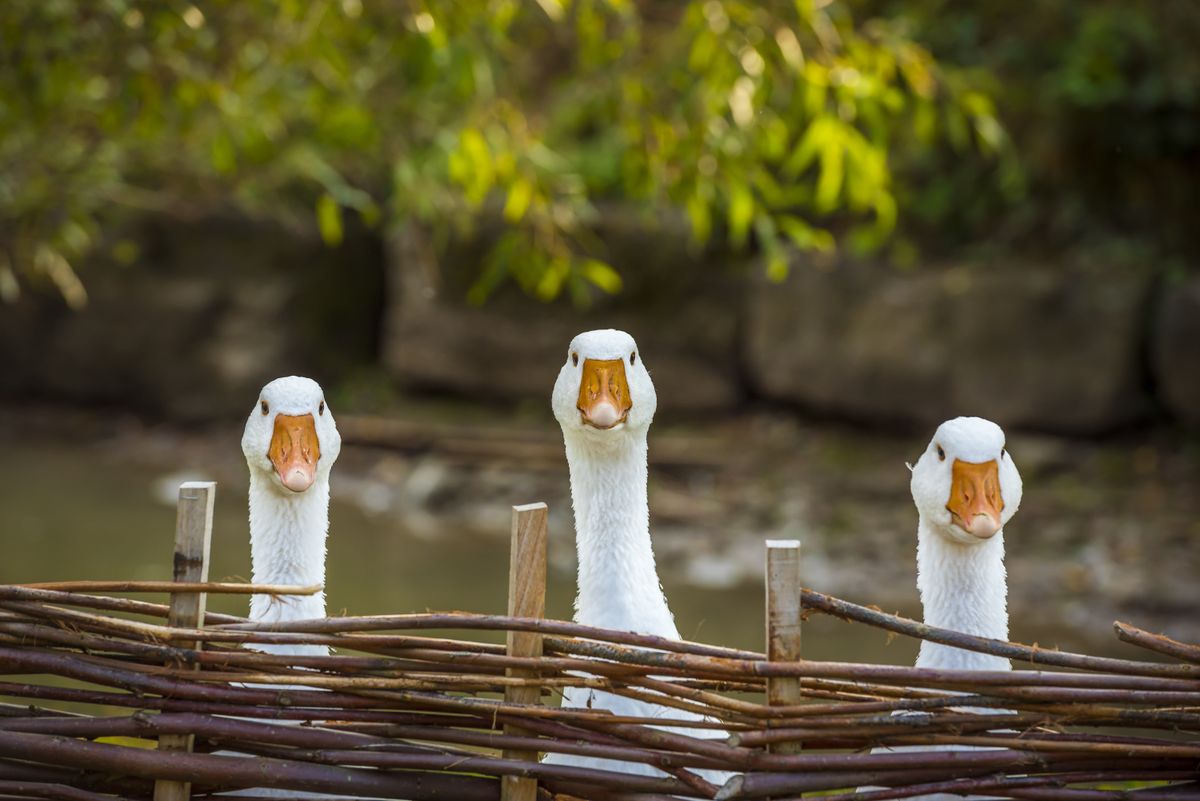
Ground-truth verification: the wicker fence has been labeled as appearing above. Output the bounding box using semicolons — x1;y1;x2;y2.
0;482;1196;801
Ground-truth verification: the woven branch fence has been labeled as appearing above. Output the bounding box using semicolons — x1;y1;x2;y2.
0;482;1196;801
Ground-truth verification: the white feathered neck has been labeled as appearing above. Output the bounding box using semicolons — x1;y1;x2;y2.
564;431;678;639
248;472;329;656
915;516;1009;671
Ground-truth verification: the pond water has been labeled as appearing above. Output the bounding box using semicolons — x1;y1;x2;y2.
0;441;889;661
0;434;1152;664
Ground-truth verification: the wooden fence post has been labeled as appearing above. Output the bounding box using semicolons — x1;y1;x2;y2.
765;539;802;757
153;481;216;801
501;502;548;801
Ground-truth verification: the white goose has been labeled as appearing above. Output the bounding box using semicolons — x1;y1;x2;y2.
240;376;341;656
864;417;1023;801
545;329;729;781
909;416;1022;672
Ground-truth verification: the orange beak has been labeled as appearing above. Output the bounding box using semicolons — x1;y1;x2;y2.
946;458;1004;539
268;413;321;492
577;358;632;430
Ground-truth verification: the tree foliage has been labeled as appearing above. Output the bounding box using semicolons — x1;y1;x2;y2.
861;0;1200;261
0;0;1003;306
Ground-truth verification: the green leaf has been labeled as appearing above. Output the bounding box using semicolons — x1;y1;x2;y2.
727;182;755;249
686;194;712;244
503;178;535;223
536;256;568;300
316;193;343;246
210;132;236;174
766;248;789;282
815;137;844;213
580;259;623;294
779;215;835;252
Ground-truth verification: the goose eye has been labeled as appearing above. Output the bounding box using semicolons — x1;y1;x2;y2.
571;352;579;367
936;445;945;461
630;352;637;366
318;400;325;416
260;400;269;416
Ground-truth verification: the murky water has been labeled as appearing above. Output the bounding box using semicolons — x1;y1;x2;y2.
1;434;1157;664
0;441;894;661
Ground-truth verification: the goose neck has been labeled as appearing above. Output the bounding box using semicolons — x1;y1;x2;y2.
247;472;329;623
915;516;1010;671
564;431;677;637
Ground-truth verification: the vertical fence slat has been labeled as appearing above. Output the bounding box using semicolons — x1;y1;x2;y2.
153;481;215;801
765;539;802;757
501;502;548;801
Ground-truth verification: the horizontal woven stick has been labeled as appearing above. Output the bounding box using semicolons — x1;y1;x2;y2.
223;741;698;795
736;721;1199;752
172;668;614;694
888;732;1200;758
0;760;156;799
4;582;1196;683
14;615;1186;717
8;592;1195;688
1002;786;1200;801
1114;621;1200;665
322;722;730;771
783;773;1062;801
729;714;1059;748
0;646;512;717
801;588;1198;678
0;585;246;623
539;777;688;801
768;771;1200;801
0;616;679;685
9;637;1200;733
0;729;498;800
599;683;760;726
0;598;510;656
718;756;1196;800
18;581;322;595
0;618;243;665
754;702;1200;731
718;762;1031;800
546;636;1200;692
732;693;1018;725
8;627;1200;732
0;780;130;801
0;682;508;728
215;610;760;660
368;644;698;682
0;645;736;731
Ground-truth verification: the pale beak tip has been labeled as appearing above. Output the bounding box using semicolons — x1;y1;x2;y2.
281;469;315;493
966;513;1001;539
583;401;622;430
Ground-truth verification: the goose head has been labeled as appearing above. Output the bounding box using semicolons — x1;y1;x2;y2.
552;329;657;442
241;376;341;494
910;416;1021;545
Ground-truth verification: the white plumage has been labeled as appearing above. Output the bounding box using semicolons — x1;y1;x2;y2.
240;376;341;655
865;416;1024;801
545;330;731;784
910;416;1021;671
232;376;345;798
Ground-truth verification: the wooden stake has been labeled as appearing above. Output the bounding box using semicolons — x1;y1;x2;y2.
501;502;548;801
153;481;215;801
766;539;802;757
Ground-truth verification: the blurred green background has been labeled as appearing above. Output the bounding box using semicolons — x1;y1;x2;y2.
1;1;1198;652
6;0;1197;303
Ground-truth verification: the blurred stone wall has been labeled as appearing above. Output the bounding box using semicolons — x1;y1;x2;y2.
1;211;1196;431
743;256;1159;432
381;214;743;413
0;213;383;420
